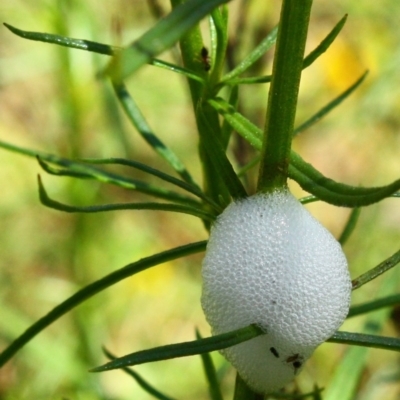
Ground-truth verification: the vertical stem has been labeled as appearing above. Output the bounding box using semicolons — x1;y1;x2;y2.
170;0;231;212
233;374;264;400
257;0;313;192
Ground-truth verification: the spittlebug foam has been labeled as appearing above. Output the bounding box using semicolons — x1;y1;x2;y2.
201;189;351;394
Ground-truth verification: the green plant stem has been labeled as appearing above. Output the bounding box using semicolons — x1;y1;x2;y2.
257;0;313;191
170;0;231;209
233;374;264;400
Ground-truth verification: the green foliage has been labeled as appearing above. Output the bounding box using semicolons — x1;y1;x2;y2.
1;0;400;399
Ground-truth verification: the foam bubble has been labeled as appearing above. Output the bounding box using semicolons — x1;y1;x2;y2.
201;190;351;394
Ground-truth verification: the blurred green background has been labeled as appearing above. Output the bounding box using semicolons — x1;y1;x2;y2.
1;1;400;399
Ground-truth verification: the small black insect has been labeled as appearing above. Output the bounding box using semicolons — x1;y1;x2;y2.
285;353;303;373
293;360;302;370
285;353;300;363
200;46;211;71
270;347;280;358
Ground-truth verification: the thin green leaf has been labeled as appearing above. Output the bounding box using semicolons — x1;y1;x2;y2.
208;12;218;70
196;330;224;400
338;207;361;245
112;82;198;186
103;0;231;81
302;15;348;70
4;23;205;83
221;75;272;86
151;59;205;83
37;156;91;179
328;331;400;352
0;138;48;158
104;348;177;400
0;140;201;206
237;155;260;178
289;151;400;207
351;248;400;290
0;241;207;368
37;156;200;206
208;98;400;206
221;86;239;149
222;15;347;87
38;176;215;221
208;98;262;149
90;324;264;372
209;6;229;83
80;157;222;211
294;71;368;136
198;104;248;200
348;294;400;318
324;273;396;400
221;26;278;83
3;22;118;55
323;342;368;400
299;195;318;204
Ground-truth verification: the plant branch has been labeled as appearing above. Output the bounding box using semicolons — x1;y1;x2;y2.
257;0;313;191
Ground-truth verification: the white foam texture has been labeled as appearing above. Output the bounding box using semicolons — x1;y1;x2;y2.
201;190;351;394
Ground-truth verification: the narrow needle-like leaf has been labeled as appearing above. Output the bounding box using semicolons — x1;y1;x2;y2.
289;151;400;207
351;248;400;290
338;207;361;245
37;156;201;206
325;275;395;400
198;105;248;200
348;294;400;318
4;23;204;83
196;330;224;400
221;26;278;83
3;22;118;55
208;98;263;149
79;158;222;211
103;348;177;400
38;176;215;221
209;98;400;207
103;0;232;81
0;241;207;367
221;15;347;87
0;140;202;206
112;82;198;186
302;14;348;70
328;331;400;352
299;195;318;204
90;324;264;372
294;71;368;136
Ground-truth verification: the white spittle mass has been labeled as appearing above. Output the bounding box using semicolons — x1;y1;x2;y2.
201;190;351;394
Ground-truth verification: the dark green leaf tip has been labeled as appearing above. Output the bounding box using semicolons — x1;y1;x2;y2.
3;23;20;35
